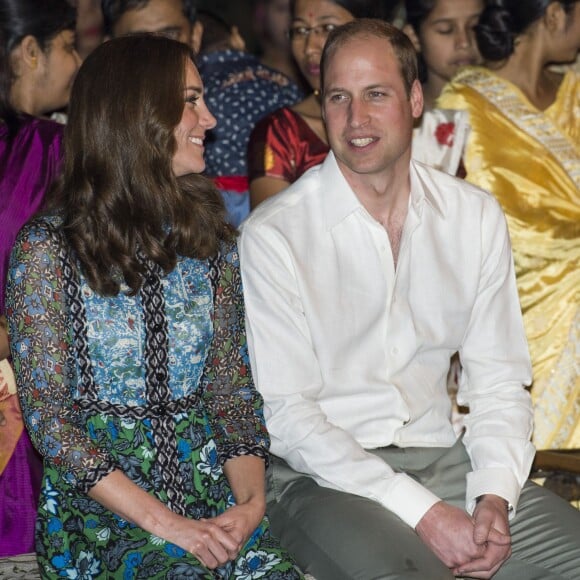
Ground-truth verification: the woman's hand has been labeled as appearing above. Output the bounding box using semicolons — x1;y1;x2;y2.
161;512;242;569
211;496;266;550
88;469;242;570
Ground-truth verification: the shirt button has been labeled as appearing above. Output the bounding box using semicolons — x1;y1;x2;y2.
391;347;399;355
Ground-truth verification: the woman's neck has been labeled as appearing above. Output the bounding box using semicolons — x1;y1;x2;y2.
292;93;327;144
490;29;562;111
10;79;40;117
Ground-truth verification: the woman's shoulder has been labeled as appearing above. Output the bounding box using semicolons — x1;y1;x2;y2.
13;114;63;143
217;235;240;267
557;69;579;96
16;214;64;248
252;105;301;134
1;114;63;161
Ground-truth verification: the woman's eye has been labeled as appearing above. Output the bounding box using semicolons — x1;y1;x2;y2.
289;26;309;39
322;24;337;34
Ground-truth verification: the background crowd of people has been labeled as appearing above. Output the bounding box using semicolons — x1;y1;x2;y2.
0;0;578;578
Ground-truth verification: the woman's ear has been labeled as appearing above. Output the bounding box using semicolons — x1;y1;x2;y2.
229;26;246;52
543;1;565;34
192;20;203;54
15;35;43;72
402;24;422;53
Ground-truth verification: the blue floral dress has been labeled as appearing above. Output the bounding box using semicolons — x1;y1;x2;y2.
6;216;302;579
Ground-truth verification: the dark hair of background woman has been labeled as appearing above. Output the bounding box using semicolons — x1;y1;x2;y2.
476;0;578;61
49;35;230;297
404;0;436;83
101;0;198;37
289;0;388;20
0;0;75;130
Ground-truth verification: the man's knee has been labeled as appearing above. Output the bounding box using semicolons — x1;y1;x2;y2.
268;476;453;580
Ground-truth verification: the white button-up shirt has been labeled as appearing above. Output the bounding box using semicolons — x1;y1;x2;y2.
239;153;534;528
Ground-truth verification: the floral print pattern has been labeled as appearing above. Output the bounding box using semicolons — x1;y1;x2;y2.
6;217;302;579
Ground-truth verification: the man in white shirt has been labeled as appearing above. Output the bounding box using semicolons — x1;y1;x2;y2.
239;18;580;580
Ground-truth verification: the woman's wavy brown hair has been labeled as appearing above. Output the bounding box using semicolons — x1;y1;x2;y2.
49;34;231;296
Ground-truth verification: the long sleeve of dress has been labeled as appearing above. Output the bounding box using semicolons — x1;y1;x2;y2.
6;219;116;493
201;239;270;466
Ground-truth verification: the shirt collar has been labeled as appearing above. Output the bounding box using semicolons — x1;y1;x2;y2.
409;160;445;219
320;152;365;231
321;154;445;230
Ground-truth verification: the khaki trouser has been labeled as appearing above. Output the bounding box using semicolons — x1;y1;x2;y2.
266;439;580;579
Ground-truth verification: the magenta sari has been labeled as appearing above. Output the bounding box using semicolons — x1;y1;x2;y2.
0;114;62;557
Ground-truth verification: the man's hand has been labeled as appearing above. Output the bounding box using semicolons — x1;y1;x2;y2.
416;501;486;569
416;500;511;573
453;495;511;579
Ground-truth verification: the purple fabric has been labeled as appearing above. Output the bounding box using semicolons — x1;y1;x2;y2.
0;115;62;556
0;430;43;557
0;115;63;313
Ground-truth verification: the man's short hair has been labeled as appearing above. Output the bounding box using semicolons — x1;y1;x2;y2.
320;18;418;97
101;0;198;37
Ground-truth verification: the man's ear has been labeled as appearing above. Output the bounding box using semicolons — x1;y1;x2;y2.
410;79;424;119
402;24;421;53
191;20;203;54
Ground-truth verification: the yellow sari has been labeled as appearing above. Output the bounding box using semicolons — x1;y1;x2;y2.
438;67;580;450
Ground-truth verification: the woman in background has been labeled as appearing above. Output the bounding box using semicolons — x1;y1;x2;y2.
6;34;301;578
438;0;580;450
253;0;305;89
0;0;80;557
247;0;386;208
403;0;483;110
402;0;484;175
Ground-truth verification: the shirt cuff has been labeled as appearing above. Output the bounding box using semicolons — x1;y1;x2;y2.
465;468;521;520
379;472;441;528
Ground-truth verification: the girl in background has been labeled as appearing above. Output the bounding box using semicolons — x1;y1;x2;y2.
403;0;484;175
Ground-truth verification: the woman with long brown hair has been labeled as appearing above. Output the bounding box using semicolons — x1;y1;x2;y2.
6;34;301;579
